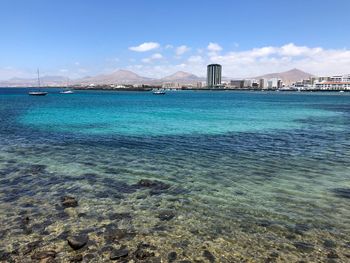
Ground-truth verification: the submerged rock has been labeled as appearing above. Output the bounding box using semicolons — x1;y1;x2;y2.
323;239;337;248
136;179;171;195
22;240;41;255
108;212;132;221
158;210;176;221
203;250;215;263
327;250;339;258
110;248;129;260
294;223;311;235
0;250;12;261
104;228;129;242
331;188;350;199
70;254;83;262
27;164;47;174
67;235;88;250
293;241;315;252
168;251;177;262
61;196;78;208
133;243;157;260
31;250;56;260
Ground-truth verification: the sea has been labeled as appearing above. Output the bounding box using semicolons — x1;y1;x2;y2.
0;88;349;262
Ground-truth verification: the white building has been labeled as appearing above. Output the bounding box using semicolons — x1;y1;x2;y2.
314;74;350;90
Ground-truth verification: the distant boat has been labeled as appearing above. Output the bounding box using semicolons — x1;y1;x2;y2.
153;89;166;95
28;69;48;96
60;79;74;94
339;90;344;93
60;90;74;94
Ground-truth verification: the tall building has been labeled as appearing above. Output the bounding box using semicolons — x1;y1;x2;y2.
207;64;222;87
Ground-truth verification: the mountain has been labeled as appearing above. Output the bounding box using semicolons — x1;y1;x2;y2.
74;70;152;85
255;68;313;85
0;68;314;87
160;71;203;83
0;76;68;87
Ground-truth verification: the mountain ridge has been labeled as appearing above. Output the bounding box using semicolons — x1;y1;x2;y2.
0;68;313;87
254;68;313;85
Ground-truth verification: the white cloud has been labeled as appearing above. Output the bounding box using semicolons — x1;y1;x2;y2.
128;43;350;79
187;55;204;63
208;43;350;77
151;53;163;59
207;42;222;52
142;53;163;63
176;45;190;56
129;42;160;52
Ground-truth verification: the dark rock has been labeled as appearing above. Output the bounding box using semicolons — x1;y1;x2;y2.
257;219;272;227
57;230;69;240
178;261;192;263
137;179;169;188
21;216;30;226
27;164;46;174
203;250;215;263
70;254;83;262
323;239;337;248
158;210;175;221
134;243;156;260
293;241;315;252
134;249;155;260
168;251;177;262
104;228;123;242
22;240;41;255
101;245;114;253
176;240;190;248
0;250;12;261
137;243;157;250
61;196;78;208
294;223;311;234
84;253;96;261
108;212;132;221
331;188;350;199
31;250;56;260
269;251;279;258
104;228;135;242
327;250;339;259
153;224;168;232
110;248;129;260
67;235;88;250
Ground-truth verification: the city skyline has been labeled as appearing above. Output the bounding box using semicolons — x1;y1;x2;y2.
0;0;349;80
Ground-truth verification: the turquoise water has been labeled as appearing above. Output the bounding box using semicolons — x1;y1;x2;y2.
0;88;349;262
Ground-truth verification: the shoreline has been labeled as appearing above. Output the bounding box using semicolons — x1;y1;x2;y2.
1;86;350;92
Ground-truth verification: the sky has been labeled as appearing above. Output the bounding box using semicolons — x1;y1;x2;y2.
0;0;349;80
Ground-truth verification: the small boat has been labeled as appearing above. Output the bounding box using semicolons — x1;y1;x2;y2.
28;69;48;96
28;91;48;96
60;78;74;94
60;90;74;94
339;90;344;93
153;89;166;95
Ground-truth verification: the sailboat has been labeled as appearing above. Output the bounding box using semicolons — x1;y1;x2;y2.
28;69;48;96
60;78;74;94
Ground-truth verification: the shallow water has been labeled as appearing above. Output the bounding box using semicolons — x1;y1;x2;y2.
0;88;349;262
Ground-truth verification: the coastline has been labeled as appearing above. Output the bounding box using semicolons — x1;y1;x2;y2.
1;86;349;92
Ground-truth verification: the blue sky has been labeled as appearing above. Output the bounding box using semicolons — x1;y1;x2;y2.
0;0;349;79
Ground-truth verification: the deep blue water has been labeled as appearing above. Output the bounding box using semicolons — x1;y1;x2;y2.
0;88;349;262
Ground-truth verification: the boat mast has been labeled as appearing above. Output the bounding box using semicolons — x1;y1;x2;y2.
37;68;41;88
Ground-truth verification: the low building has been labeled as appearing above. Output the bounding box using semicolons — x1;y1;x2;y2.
230;80;244;89
162;82;182;89
315;81;350;90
